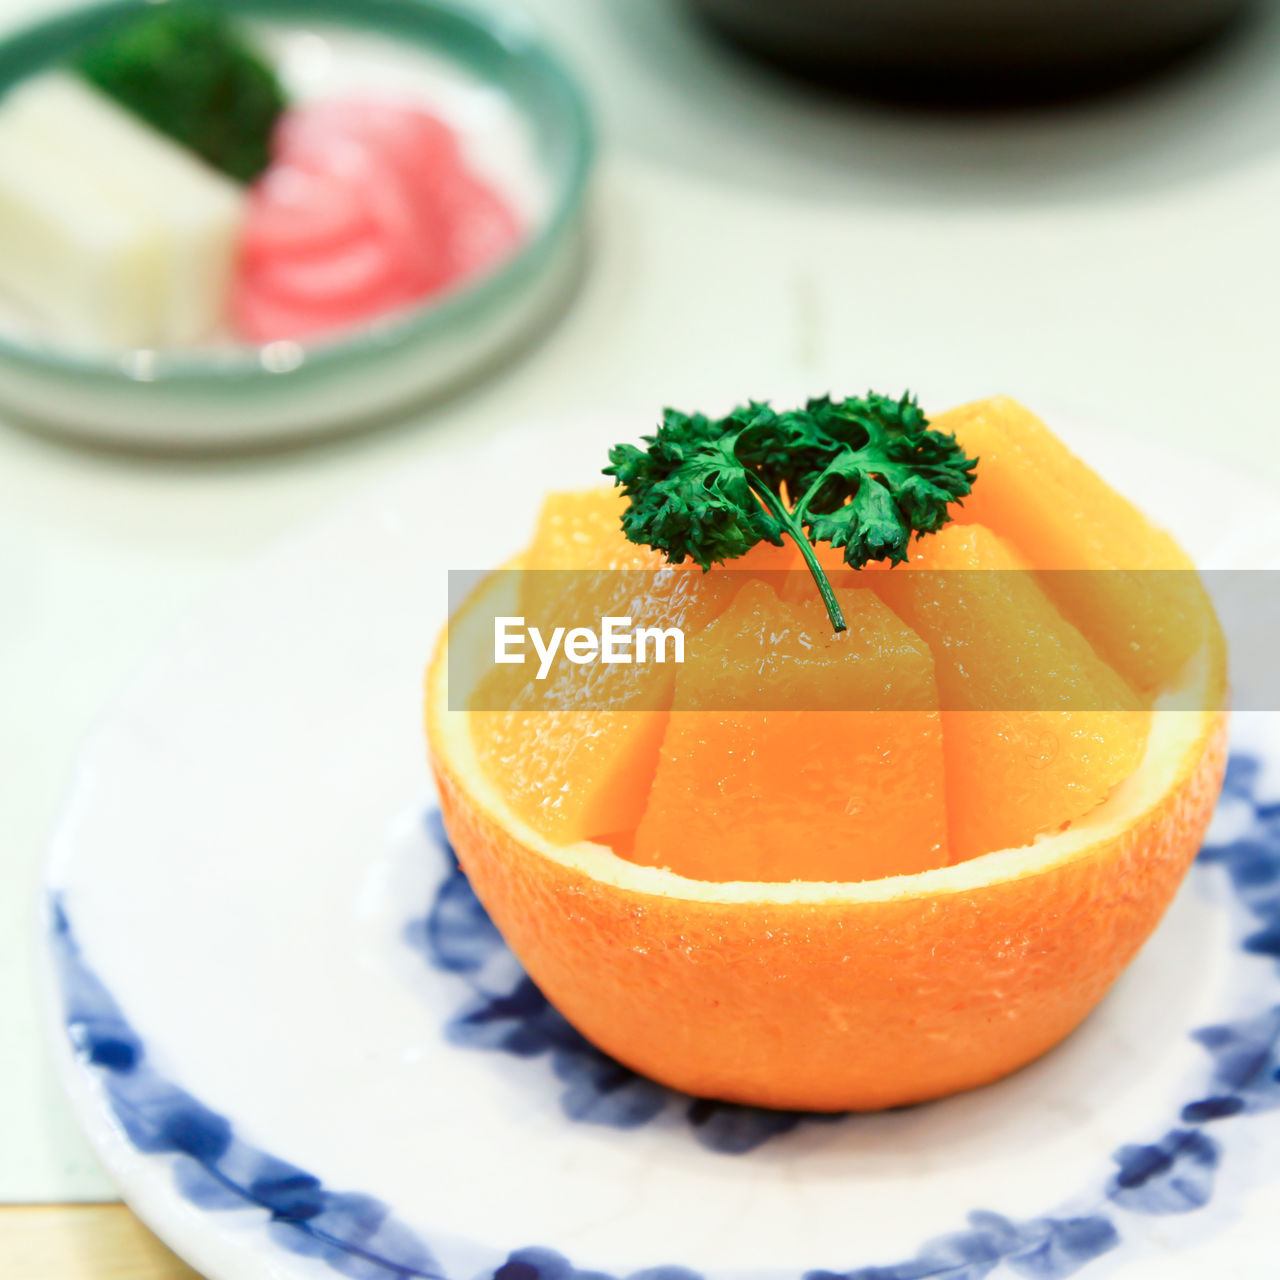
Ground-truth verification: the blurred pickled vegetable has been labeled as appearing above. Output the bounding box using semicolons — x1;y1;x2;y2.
232;100;521;343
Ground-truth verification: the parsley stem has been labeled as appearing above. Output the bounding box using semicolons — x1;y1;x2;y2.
745;475;846;634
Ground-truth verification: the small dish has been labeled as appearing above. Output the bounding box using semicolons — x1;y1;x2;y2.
39;409;1280;1280
0;0;592;448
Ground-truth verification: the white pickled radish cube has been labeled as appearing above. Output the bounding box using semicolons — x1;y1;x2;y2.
0;121;165;348
0;73;245;348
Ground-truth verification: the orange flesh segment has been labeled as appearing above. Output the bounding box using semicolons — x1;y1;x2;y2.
470;696;670;843
525;487;627;571
871;523;1149;862
521;487;630;622
470;491;789;844
630;581;949;882
937;397;1206;693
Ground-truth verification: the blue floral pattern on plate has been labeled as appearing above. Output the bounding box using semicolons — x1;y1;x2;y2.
50;753;1280;1280
51;896;442;1280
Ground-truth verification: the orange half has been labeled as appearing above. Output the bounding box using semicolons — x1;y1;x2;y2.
428;566;1226;1110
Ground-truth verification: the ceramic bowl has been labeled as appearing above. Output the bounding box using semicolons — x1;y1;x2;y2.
0;0;593;447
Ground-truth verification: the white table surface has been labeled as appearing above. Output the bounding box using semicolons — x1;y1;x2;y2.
4;0;1280;1204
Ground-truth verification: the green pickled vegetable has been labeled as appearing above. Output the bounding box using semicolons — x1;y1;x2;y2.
75;5;285;183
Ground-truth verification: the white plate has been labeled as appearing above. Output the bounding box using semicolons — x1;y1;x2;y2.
40;410;1280;1280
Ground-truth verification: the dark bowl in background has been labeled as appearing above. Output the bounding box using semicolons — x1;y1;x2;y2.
689;0;1257;104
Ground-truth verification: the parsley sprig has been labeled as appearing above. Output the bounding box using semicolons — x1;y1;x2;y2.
604;393;977;633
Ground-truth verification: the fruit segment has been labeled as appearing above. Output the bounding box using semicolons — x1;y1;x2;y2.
521;486;649;624
471;492;731;844
937;397;1208;693
470;691;670;845
525;488;629;572
630;581;948;882
872;524;1149;862
470;557;718;842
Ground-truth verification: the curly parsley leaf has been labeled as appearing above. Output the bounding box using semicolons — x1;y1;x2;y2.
605;407;785;570
604;392;977;633
795;393;977;566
